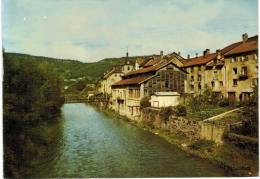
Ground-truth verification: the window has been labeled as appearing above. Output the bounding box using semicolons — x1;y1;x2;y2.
233;68;237;75
127;66;130;70
241;66;247;75
198;83;201;90
211;81;215;88
197;74;202;82
252;78;258;87
240;56;245;62
233;79;238;86
231;57;237;63
256;66;258;73
190;84;194;91
220;81;223;87
165;81;169;88
190;76;194;82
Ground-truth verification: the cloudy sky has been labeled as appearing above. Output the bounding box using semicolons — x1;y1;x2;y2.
3;0;258;62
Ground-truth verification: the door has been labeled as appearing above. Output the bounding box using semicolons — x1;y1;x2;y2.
228;92;236;102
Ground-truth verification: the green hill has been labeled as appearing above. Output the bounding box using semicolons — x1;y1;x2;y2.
4;52;153;84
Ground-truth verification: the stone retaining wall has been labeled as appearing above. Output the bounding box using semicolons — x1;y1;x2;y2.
140;108;201;140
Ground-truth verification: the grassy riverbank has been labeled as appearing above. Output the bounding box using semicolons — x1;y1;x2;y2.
95;106;258;177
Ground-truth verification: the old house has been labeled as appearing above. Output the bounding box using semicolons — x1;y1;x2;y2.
111;53;187;119
182;33;258;102
98;52;135;95
224;34;258;102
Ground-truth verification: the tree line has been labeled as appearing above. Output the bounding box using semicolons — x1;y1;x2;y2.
3;52;65;177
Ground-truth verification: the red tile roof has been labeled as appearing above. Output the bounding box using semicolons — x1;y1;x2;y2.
224;35;258;56
125;60;187;76
112;75;156;87
182;35;258;67
182;53;217;67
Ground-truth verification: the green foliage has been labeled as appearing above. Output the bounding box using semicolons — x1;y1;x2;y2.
159;107;174;122
3;52;65;177
218;98;230;107
172;104;187;116
187;89;222;112
140;96;151;109
188;139;215;151
5;53;142;83
232;85;258;137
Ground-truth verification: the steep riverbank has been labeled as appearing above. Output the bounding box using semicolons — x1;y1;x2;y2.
93;104;258;177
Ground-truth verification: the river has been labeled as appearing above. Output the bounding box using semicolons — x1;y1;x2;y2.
29;103;229;177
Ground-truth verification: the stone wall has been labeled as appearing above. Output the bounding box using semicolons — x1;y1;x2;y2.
140;108;201;140
200;122;226;144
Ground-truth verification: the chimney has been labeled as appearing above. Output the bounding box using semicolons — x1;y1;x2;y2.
242;33;248;43
178;51;181;56
160;50;164;57
187;54;190;59
196;53;198;58
203;49;210;57
216;49;221;59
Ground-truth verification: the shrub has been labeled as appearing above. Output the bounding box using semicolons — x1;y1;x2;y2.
218;98;229;107
173;104;187;116
140;96;151;109
159;106;174;122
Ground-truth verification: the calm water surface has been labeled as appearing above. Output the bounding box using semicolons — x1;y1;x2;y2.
30;103;228;177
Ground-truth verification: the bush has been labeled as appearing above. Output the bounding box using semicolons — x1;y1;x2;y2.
140;96;151;109
218;98;229;107
173;104;187;116
159;106;174;122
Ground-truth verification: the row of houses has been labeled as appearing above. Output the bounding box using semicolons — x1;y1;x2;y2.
97;33;258;120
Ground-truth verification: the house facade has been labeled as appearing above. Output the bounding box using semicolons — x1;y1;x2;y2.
182;33;258;102
111;54;187;119
98;53;135;96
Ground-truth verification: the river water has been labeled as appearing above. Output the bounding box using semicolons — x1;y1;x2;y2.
30;103;228;177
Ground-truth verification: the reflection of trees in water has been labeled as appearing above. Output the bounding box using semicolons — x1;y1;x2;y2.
24;114;66;178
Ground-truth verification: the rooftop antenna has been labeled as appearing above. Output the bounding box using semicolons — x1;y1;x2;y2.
125;46;129;64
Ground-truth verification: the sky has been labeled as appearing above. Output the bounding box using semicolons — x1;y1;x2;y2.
2;0;258;62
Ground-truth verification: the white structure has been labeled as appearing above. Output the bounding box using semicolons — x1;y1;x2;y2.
150;92;180;108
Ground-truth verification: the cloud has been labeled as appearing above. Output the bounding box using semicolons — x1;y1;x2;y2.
3;0;258;62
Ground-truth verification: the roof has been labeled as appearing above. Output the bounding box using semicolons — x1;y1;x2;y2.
125;60;188;76
153;92;180;96
103;67;123;79
143;56;162;67
182;35;258;67
183;53;217;67
112;75;156;87
224;35;258;56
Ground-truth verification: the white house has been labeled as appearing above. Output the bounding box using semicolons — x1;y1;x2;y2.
150;92;180;108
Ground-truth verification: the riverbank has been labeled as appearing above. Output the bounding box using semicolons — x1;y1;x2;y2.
94;104;258;177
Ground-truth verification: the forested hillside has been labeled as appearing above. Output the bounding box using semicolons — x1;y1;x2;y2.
5;53;148;83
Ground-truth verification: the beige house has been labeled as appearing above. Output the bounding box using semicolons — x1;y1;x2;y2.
182;33;258;102
111;53;187;120
223;34;258;101
98;53;135;95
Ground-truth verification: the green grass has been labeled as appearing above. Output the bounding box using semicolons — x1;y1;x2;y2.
186;105;233;121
